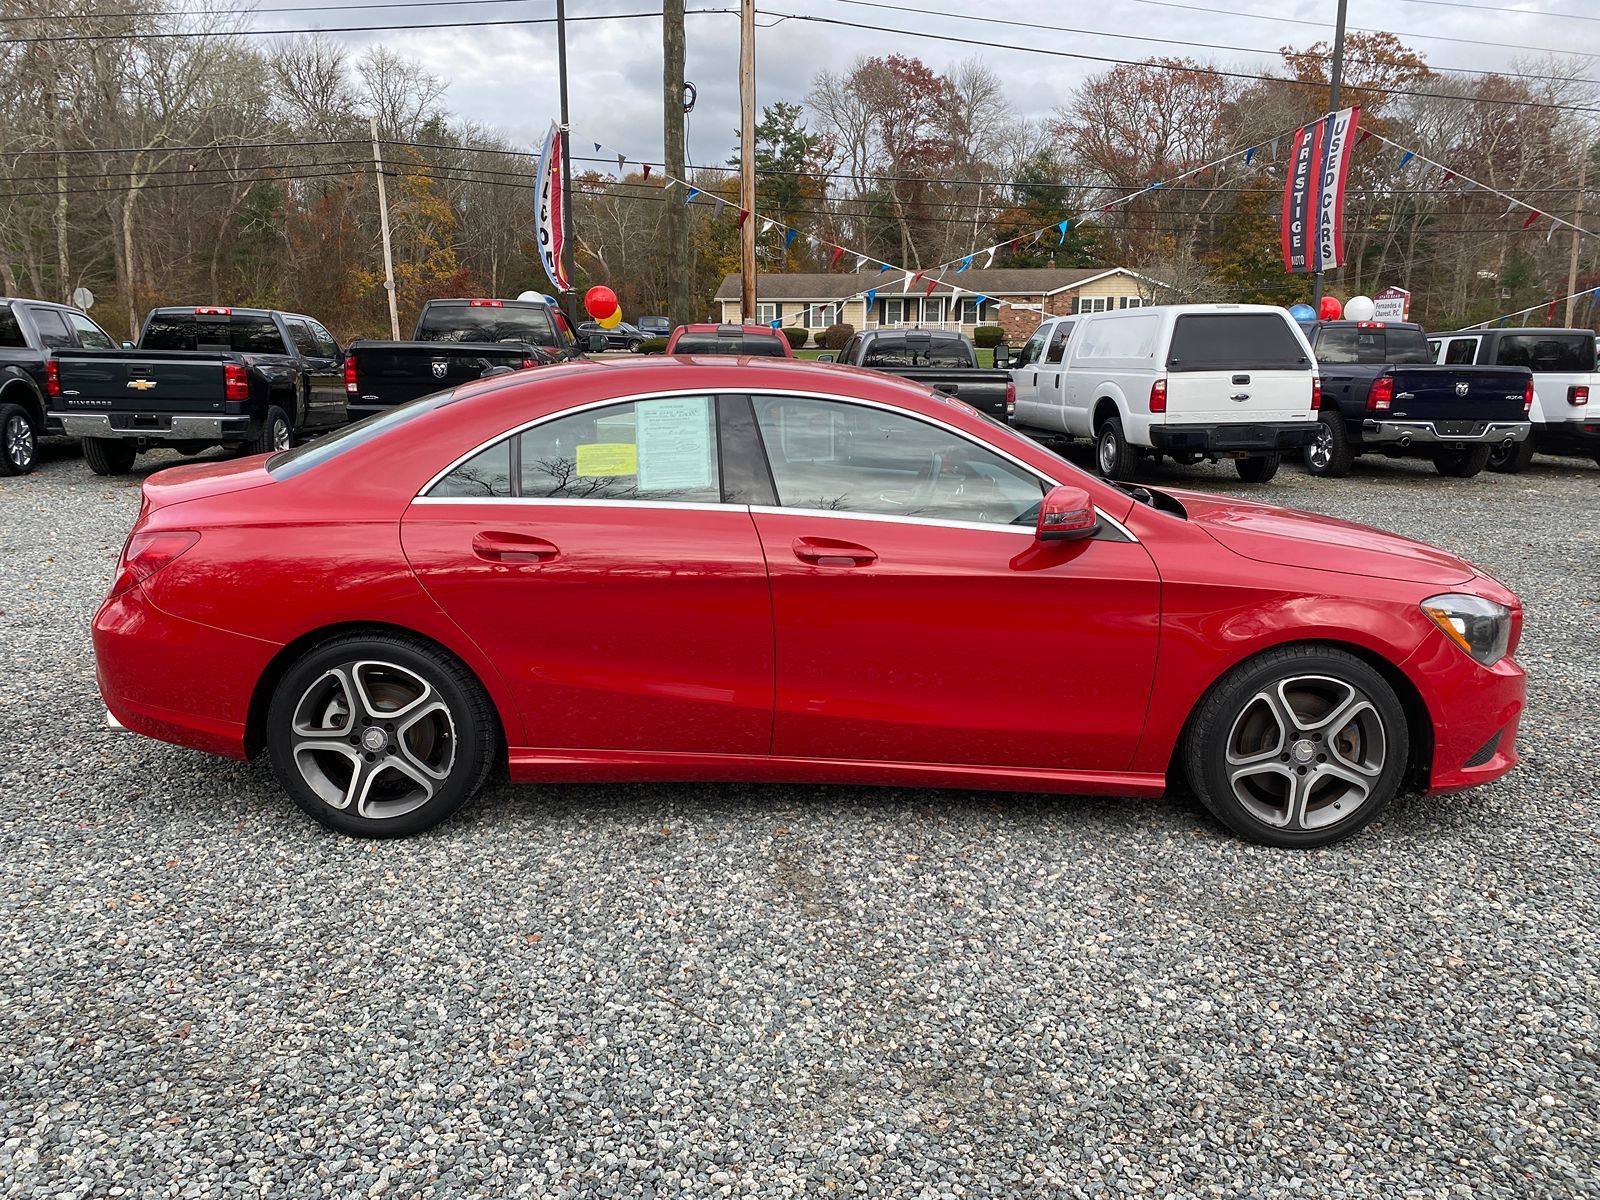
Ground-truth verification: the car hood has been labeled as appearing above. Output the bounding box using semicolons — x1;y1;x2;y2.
1168;488;1478;586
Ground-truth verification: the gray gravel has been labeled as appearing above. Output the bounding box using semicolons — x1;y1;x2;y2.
3;440;1598;1198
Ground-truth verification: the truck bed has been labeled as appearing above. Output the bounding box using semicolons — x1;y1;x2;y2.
344;340;541;417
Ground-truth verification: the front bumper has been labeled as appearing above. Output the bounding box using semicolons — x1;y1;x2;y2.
1400;628;1525;795
57;412;252;441
1360;419;1529;446
1149;421;1319;453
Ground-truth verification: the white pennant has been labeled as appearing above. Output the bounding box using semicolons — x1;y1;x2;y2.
853;255;867;272
901;271;914;292
983;247;996;269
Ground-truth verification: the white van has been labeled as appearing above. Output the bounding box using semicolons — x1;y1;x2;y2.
1010;303;1321;482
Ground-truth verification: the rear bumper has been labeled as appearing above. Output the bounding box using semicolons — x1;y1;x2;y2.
1360;419;1529;446
1149;421;1319;453
1532;420;1600;449
57;412;252;441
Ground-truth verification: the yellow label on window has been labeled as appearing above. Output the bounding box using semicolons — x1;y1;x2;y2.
575;442;637;477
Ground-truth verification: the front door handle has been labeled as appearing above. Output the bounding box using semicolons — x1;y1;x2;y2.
472;531;559;563
792;536;877;567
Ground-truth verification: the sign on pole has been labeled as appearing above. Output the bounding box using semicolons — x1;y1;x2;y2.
1373;286;1411;321
1282;107;1361;274
70;286;95;310
535;121;571;294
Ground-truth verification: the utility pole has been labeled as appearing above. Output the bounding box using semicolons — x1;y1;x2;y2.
738;0;757;322
555;0;578;321
1312;0;1348;313
370;115;401;340
1564;146;1589;327
663;0;691;327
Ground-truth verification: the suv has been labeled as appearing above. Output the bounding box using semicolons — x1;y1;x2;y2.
666;323;794;357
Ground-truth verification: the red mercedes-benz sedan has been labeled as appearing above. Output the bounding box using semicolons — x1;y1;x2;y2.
93;357;1524;847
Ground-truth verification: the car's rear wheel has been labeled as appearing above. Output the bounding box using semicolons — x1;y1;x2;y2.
83;437;137;476
0;402;38;476
1234;452;1280;483
250;405;293;457
1095;414;1135;480
266;634;498;837
1486;437;1535;473
1183;645;1409;848
1304;414;1353;477
1432;443;1491;478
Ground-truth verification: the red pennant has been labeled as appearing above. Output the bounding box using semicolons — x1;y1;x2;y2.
1102;203;1114;213
642;163;652;179
1441;170;1456;185
1007;238;1018;253
1546;298;1558;322
1523;210;1542;229
925;276;938;296
1356;130;1372;146
737;209;750;228
911;271;925;290
830;245;844;269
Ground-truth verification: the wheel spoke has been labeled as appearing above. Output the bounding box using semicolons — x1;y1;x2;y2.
1319;758;1376;797
395;700;453;780
1284;769;1316;830
350;662;434;721
361;756;437;818
291;667;357;737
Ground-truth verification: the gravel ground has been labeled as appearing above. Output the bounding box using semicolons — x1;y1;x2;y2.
2;439;1598;1199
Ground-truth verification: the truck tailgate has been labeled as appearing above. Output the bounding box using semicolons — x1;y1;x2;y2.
53;350;230;414
1165;367;1314;424
880;369;1010;416
1386;366;1530;424
347;341;534;413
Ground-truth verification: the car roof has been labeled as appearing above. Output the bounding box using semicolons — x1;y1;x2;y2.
1446;327;1594;337
673;323;782;335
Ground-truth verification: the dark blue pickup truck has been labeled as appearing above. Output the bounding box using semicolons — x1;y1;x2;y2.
1304;320;1532;478
0;298;120;475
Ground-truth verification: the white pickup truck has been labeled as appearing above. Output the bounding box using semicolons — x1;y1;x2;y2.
1009;303;1321;482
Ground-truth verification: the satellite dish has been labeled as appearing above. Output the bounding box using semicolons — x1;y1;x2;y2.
70;286;95;310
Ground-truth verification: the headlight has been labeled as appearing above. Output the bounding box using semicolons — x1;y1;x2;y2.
1421;594;1511;666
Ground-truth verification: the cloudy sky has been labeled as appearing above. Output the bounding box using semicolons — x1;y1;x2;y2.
249;0;1599;161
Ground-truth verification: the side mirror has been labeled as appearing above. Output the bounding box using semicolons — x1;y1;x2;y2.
816;352;835;363
121;340;135;350
587;333;608;353
993;343;1010;369
1036;484;1099;542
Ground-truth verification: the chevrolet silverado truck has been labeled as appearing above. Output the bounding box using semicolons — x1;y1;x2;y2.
819;328;1014;422
0;297;120;475
49;306;349;475
344;297;601;420
1304;319;1532;479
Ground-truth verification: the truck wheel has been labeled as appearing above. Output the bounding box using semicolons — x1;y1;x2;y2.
1433;444;1491;478
1094;415;1135;480
249;405;293;457
0;402;38;476
1303;414;1353;478
83;437;137;476
1235;453;1280;483
1487;438;1535;474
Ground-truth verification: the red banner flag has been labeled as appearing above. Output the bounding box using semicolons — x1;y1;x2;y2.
641;163;651;179
1546;298;1559;322
1523;210;1543;229
924;276;939;296
534;122;570;293
830;245;844;269
1282;106;1360;274
737;209;750;228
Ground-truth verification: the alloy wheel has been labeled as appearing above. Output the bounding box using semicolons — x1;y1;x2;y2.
1308;424;1333;470
272;417;292;452
5;412;34;471
1224;674;1386;832
288;660;457;820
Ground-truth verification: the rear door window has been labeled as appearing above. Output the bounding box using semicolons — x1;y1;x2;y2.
1169;314;1309;371
30;307;74;350
284;319;321;358
1443;338;1478;365
307;319;340;357
1494;333;1596;372
0;306;25;349
1045;323;1074;363
67;313;115;349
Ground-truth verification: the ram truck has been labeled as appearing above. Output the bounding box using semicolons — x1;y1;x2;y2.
819;328;1014;422
1305;320;1532;478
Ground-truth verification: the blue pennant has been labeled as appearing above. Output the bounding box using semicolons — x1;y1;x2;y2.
1057;219;1071;245
1244;147;1256;165
685;187;700;203
866;288;877;306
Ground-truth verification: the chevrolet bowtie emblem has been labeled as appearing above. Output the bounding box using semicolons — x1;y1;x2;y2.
126;379;157;391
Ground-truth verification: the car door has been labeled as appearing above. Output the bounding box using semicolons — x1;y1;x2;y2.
1010;324;1050;426
400;393;775;755
743;392;1161;771
305;318;350;427
1036;319;1077;432
282;317;340;429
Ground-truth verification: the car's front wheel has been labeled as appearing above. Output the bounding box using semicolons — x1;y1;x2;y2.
1182;645;1409;848
0;402;38;476
265;634;499;837
1304;414;1353;477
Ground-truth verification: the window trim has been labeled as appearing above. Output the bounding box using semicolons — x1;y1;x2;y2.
411;387;1136;542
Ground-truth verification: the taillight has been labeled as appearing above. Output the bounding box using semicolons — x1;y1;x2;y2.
344;354;359;394
1311;375;1321;411
1569;384;1588;406
1356;320;1385;328
1005;380;1016;417
45;359;61;398
223;362;249;402
195;306;231;315
521;357;537;370
468;299;503;308
1522;380;1534;414
109;530;199;599
1149;378;1167;414
1368;376;1394;412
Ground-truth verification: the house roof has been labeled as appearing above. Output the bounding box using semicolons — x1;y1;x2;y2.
713;267;1157;302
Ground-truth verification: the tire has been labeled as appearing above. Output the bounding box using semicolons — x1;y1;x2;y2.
1432;443;1491;478
1094;414;1135;480
265;633;499;838
1182;644;1409;849
1234;452;1280;483
1303;414;1353;478
83;437;137;476
0;401;38;476
249;404;293;457
1487;437;1535;474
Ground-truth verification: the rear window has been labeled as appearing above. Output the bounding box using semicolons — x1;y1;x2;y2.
268;390;462;480
1494;333;1596;373
0;306;24;349
142;313;286;353
416;304;560;348
1316;325;1432;365
671;333;787;357
1168;313;1310;371
860;338;971;368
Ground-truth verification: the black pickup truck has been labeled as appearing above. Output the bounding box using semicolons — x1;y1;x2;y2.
345;297;600;419
818;329;1015;422
1304;320;1532;478
50;306;349;475
0;298;121;475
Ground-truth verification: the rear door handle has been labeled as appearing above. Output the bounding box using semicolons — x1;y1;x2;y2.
792;537;877;567
472;531;559;563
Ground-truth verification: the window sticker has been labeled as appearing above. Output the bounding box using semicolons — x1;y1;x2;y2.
636;397;714;491
575;442;639;477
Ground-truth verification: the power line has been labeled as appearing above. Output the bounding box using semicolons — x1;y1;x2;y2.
4;0;554;19
1385;0;1600;21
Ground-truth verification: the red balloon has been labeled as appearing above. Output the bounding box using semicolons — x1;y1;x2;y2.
1318;296;1343;320
584;285;619;320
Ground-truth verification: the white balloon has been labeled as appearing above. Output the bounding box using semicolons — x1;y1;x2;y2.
1343;295;1376;321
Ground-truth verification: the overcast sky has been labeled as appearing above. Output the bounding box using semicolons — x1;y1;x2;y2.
252;0;1599;162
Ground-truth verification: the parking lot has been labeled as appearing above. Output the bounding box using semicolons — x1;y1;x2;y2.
3;442;1597;1198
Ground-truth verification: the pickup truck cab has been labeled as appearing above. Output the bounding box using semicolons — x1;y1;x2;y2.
1428;327;1597;472
1305;320;1532;479
818;328;1015;422
50;305;348;475
0;298;119;475
666;323;794;357
1010;303;1319;482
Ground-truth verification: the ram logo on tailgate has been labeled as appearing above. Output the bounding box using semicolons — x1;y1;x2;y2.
432;361;449;379
1455;381;1470;397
